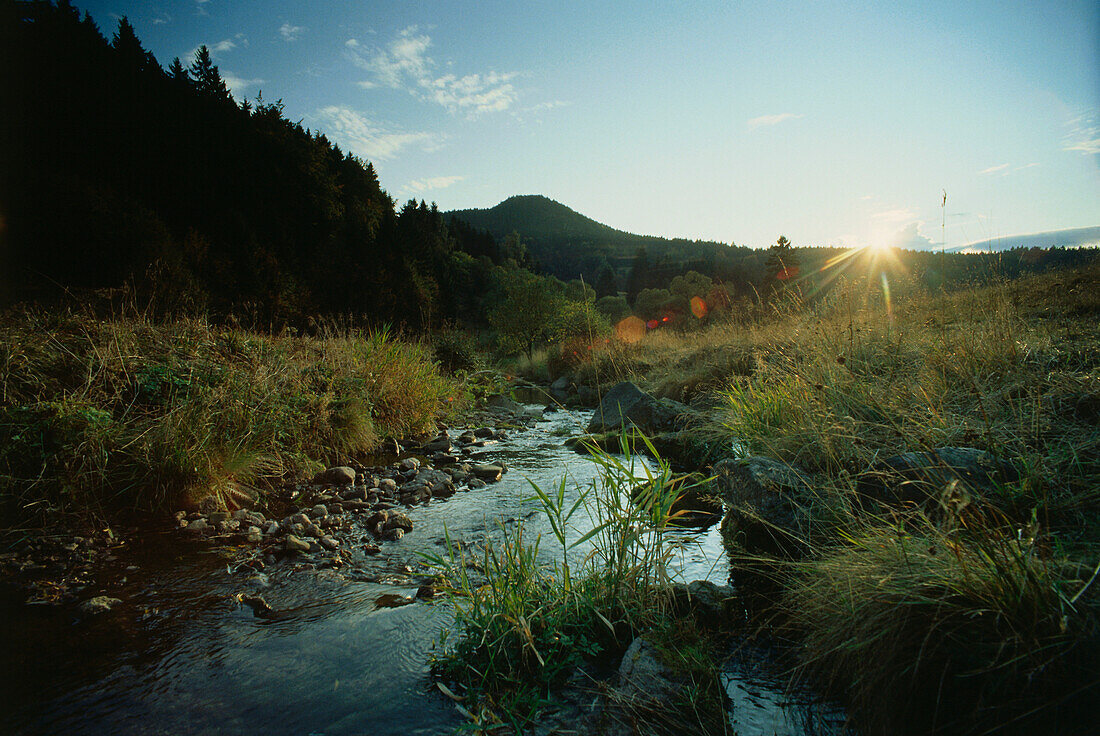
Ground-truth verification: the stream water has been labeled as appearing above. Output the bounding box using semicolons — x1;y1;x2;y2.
1;405;849;735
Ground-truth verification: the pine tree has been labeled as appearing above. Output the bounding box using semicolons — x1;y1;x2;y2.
765;235;799;283
189;45;230;100
625;246;649;305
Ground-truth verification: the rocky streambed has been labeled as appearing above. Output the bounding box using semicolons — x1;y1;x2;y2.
1;393;849;735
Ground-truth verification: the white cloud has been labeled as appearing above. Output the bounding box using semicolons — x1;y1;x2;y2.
314;105;444;160
348;28;520;116
978;163;1010;175
400;176;464;195
1015;162;1039;171
187;39;236;62
747;112;803;129
279;23;304;42
889;222;938;250
222;72;264;99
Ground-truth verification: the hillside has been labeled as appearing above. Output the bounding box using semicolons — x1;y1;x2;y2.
446;195;749;287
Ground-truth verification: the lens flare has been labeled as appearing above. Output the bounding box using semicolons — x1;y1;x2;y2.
880;272;893;320
690;296;708;319
614;315;646;343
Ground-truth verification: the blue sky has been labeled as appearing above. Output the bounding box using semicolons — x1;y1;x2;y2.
83;0;1098;249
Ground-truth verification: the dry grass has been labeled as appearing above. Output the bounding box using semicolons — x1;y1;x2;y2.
0;308;462;522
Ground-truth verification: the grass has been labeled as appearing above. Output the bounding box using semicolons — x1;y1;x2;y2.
424;439;731;734
0;305;464;525
518;259;1100;734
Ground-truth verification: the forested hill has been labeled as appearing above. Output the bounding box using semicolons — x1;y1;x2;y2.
446;195;750;286
0;1;504;328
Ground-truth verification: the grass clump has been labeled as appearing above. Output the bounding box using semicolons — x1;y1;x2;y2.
0;307;461;522
425;439;731;734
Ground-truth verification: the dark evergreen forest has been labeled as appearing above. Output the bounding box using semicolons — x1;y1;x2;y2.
1;1;503;328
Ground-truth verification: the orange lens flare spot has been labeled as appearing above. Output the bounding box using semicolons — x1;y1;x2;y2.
776;266;800;281
614;316;647;343
690;296;708;319
646;319;659;330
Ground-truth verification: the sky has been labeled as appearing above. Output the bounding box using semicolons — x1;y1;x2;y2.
80;0;1099;250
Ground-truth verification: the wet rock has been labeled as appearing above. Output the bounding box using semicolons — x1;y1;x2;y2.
399;457;421;472
715;456;812;557
378;478;398;493
245;526;263;544
422;436;453;454
433;452;459;465
309;504;329;519
374;593;414;608
314;466;356;486
340;487;368;502
471;463;504;482
326;502;343;515
467;478;487;490
319;536;340;551
208;511;230;524
302;522;323;539
237;593;275;618
285;535;310;553
458;430;477;444
213;519;240;534
263;520;280;535
362;543;381;555
474;427;495;438
78;596;122;616
383;527;405;541
587;381;692;434
416;584;436;599
384;513;414;533
341;499;370;512
183;518;210;535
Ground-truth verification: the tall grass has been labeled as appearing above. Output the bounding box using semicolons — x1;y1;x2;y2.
425;439;729;733
0;307;461;521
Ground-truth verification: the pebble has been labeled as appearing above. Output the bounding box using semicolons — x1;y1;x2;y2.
285;535;310;553
78;596;122;616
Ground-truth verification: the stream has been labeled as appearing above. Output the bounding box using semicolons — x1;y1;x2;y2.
1;405;849;735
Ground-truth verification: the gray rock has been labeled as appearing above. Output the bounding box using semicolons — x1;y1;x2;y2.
458;430;477;444
422;437;453;453
378;478;398;493
183;518;210;535
471;463;503;482
245;526;263;544
715;456;811;557
617;637;684;701
263;521;280;536
78;596;122;616
856;447;1018;513
467;478;487;490
319;536;340;551
399;457;421;472
309;504;329;519
487;394;524;415
383;512;414;533
314;466;356;486
587;381;692;434
285;535;311;553
340;487;368;502
473;427;495;438
667;580;738;624
208;511;230;524
383;527;405;541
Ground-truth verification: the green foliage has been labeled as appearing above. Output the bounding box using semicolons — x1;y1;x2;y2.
486;269;565;357
596;295;630;323
425;439;725;730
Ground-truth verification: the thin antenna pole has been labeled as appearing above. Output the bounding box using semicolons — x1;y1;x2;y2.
941;190;947;292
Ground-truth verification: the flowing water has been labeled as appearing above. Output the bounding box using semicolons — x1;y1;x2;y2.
1;405;848;735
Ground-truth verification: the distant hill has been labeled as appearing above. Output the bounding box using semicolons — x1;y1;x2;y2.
447;195;635;244
955;226;1100;253
445;195;751;285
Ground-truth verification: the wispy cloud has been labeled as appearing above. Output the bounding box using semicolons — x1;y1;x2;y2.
187;38;236;62
1064;115;1100;156
978;163;1010;175
222;72;264;99
279;23;304;42
400;175;464;195
747;112;803;129
1015;162;1039;171
347;27;520;116
195;0;209;16
314;105;444;160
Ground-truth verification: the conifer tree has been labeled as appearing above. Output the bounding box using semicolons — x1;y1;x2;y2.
189;45;230;100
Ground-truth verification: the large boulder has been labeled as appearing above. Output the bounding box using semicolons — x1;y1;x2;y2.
616;637;684;702
587;382;692;434
856;447;1018;514
715;456;812;557
313;466;356;486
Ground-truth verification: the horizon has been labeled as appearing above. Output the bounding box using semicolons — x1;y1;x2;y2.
77;0;1099;249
